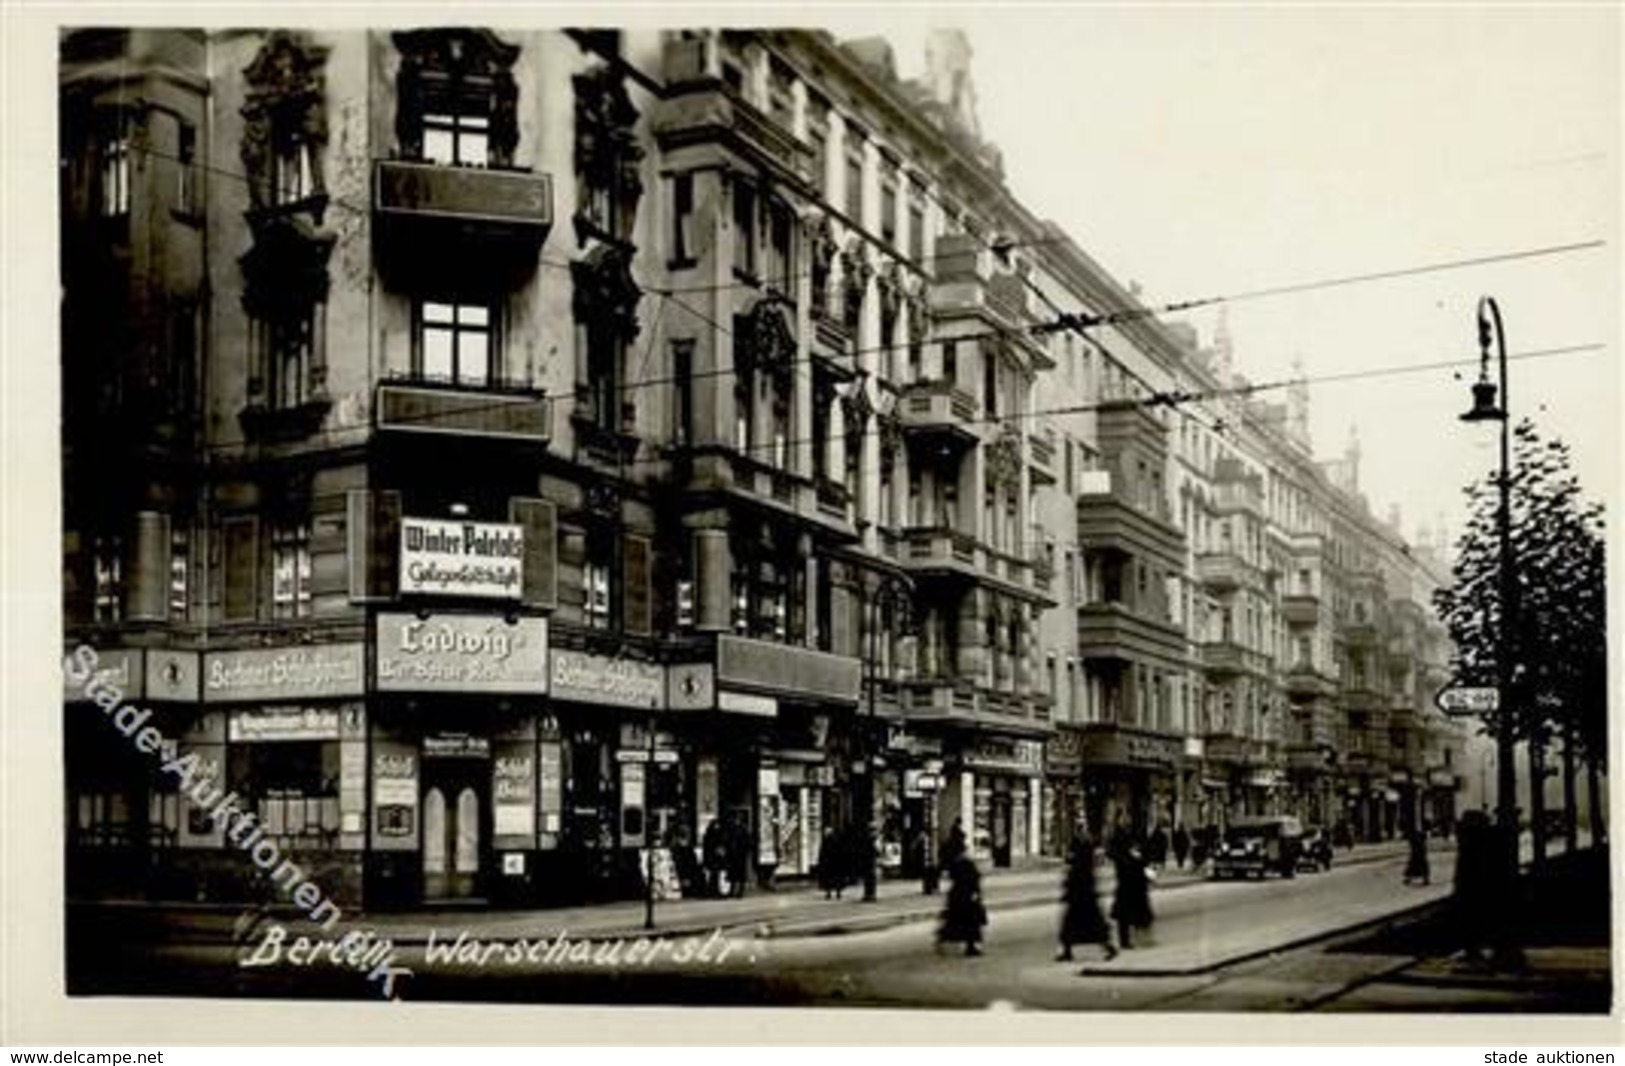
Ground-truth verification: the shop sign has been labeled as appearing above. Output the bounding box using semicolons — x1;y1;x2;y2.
1428;769;1456;788
373;751;418;820
375;613;547;694
963;737;1043;774
1246;768;1284;789
204;644;365;703
63;648;144;702
400;516;524;599
493;750;535;837
424;733;490;758
1078;727;1181;769
718;690;777;717
667;663;716;711
228;706;341;742
904;770;944;795
551;650;664;709
145;650;200;702
888;731;944;758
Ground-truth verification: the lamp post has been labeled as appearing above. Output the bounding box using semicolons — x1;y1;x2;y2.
860;569;916;902
1459;295;1520;892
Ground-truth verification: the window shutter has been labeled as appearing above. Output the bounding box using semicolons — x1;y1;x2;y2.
623;534;652;637
510;498;557;610
222;516;258;621
346;489;401;601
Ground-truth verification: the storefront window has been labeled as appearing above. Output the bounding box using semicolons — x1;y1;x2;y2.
229;741;340;845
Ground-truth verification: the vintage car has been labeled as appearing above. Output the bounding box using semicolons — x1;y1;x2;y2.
1209;816;1305;880
1297;826;1335;872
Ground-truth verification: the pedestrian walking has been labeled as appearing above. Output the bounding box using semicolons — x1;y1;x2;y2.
937;852;987;956
1107;815;1154;949
725;810;751;899
1403;826;1432;886
817;827;846;900
1056;830;1116;963
1146;822;1170;870
1171;823;1191;870
702;817;727;898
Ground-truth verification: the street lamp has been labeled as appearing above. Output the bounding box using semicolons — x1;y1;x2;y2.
1459;295;1520;891
859;569;916;902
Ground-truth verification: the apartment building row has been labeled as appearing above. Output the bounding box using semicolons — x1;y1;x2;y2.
60;25;1464;910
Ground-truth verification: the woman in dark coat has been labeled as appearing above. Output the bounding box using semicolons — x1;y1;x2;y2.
1056;831;1116;962
1403;827;1431;885
937;853;987;956
1108;818;1154;949
817;827;846;899
1171;824;1191;870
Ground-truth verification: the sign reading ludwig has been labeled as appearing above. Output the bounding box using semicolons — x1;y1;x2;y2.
376;612;548;694
400;516;523;598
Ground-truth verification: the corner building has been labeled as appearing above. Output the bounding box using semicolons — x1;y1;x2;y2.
60;26;1463;911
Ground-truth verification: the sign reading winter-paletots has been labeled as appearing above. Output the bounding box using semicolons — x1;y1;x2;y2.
400;516;524;598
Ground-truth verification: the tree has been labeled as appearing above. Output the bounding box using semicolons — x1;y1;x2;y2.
1433;419;1607;857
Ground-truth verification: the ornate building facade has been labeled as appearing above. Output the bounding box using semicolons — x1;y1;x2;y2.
60;25;1463;911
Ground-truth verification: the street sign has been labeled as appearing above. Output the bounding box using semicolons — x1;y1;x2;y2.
1435;685;1499;716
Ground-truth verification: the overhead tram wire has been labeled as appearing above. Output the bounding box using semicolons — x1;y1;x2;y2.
121;136;1608;449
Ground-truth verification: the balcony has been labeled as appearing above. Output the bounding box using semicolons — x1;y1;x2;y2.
1076;471;1185;570
1095;402;1171;466
1283;663;1337;699
900;678;1051;737
900;526;979;580
1342;617;1380;646
1205;734;1274;767
897;380;980;453
1073;723;1185;772
1341;685;1386;714
1077;602;1187;666
1281;592;1321;627
1196;551;1256;593
373;161;553;287
1211;460;1265;516
713;633;861;706
1201;640;1269;677
1028;427;1058;486
653;39;815;188
375;380;551;444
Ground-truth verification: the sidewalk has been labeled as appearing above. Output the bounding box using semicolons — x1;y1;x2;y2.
1317;843;1612;1011
74;837;1418;947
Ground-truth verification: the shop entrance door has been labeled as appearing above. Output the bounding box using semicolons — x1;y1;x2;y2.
989;789;1013;868
422;762;488;901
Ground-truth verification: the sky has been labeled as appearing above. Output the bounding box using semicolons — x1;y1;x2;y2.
824;5;1620;549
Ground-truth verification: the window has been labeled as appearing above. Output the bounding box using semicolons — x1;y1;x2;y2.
176;122;198;217
733;180;757;278
766;199;792;293
672;339;694;447
806;96;830;197
845;138;864;222
676;578;696;630
99;120;131;218
671;172;696;266
908;196;924;263
418;301;493;386
271;522;312;619
880;169;898;248
93;535;122;623
943;340;957;383
584;547;612;630
423;109;489;167
271;138;315;206
228;742;340;846
265;306;317;409
984;353;997;416
169;528;189;620
734;380;751;453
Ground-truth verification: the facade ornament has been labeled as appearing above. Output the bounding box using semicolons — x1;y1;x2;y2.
573;63;645;247
393;29;521;167
241;31;331;215
986;425;1023;489
737;295;796;387
877;261;902;334
906;279;930;346
840;239;871;334
808;214;837;318
571;243;642;339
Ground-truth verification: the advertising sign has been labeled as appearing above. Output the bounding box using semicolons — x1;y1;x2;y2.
228;706;341;742
203;645;365;703
400;517;524;598
375;613;547;694
551;650;664;709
